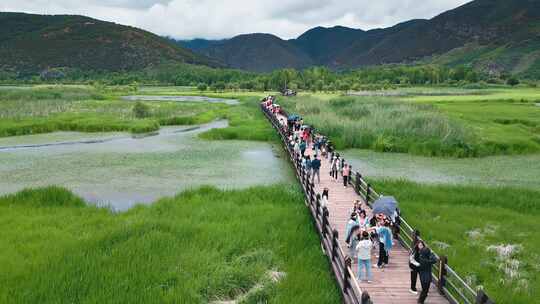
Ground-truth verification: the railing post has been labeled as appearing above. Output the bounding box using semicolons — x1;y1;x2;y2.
355;172;361;194
344;257;351;294
322;207;329;237
316;194;321;218
332;229;339;261
361;291;372;304
476;289;493;304
306;180;312;203
309;182;315;204
365;183;371;205
438;256;448;294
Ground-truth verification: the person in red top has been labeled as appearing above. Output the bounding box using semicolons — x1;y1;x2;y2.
342;163;350;188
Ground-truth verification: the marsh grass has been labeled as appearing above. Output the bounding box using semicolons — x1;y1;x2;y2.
372;179;540;303
0;86;275;141
0;185;340;303
281;95;477;157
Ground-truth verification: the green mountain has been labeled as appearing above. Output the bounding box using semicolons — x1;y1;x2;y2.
334;0;540;77
182;0;540;77
0;13;221;75
192;33;314;73
291;26;366;65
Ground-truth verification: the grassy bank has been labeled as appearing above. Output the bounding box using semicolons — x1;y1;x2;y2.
0;185;340;303
280;87;540;157
372;179;540;303
281;94;477;157
408;88;540;156
0;85;275;142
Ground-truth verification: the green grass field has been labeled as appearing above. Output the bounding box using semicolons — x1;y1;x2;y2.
0;85;275;142
406;88;540;156
0;186;340;303
3;84;540;304
280;87;540;157
372;180;540;304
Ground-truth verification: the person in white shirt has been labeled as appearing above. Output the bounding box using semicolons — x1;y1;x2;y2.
356;231;373;282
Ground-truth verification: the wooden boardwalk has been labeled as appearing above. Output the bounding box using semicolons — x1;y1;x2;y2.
276;113;448;304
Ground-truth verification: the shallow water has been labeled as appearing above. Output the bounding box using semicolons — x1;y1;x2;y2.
0;121;292;210
122;95;240;105
342;149;540;190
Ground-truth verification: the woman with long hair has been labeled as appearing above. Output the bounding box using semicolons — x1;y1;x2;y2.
409;240;425;294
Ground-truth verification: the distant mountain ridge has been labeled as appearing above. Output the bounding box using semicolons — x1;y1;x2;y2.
179;0;540;76
0;12;221;74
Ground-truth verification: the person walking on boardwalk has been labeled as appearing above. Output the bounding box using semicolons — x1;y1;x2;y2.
358;210;369;230
313;135;320;156
345;213;359;244
300;140;307;157
342;163;350;188
356;231;373;283
320;187;329;212
293;140;300;158
311;155;321;184
375;221;393;268
330;156;339;181
348;226;361;262
418;247;437;304
345;213;359;258
350;199;362;215
409;240;425;295
304;155;312;178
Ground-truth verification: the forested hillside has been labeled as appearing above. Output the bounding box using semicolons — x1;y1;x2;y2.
0;13;221;76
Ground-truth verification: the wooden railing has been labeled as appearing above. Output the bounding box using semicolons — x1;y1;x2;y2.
349;170;494;304
262;104;495;304
261;105;371;304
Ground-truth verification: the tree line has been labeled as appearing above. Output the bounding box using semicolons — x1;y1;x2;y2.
0;63;525;90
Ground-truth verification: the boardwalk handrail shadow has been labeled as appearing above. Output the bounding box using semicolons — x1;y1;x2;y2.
261;103;494;304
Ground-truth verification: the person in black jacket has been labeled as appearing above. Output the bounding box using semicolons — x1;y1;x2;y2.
311;156;321;184
409;240;426;294
417;247;437;304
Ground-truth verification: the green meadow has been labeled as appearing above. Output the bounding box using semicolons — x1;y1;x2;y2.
372;180;540;304
0;186;340;303
280;87;540;157
0;85;274;141
2;84;540;304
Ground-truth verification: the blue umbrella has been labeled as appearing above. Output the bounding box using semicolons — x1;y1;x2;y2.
372;196;398;218
287;114;300;121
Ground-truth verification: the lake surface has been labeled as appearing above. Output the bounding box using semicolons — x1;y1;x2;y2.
342;149;540;190
0;121;292;210
122;95;240;105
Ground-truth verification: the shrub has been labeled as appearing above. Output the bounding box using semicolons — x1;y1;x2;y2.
197;83;208;91
507;78;520;86
132;102;151;118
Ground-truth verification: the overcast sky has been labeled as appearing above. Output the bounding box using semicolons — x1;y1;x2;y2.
1;0;471;39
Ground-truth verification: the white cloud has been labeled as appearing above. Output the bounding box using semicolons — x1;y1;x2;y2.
0;0;472;39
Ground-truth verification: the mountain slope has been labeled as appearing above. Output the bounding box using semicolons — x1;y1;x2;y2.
183;0;539;76
334;0;540;71
292;26;366;65
197;33;314;72
0;12;220;74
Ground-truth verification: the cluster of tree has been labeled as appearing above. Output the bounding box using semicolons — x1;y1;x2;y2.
0;63;529;91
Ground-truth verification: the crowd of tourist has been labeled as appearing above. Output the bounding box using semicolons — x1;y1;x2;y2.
262;96;438;304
